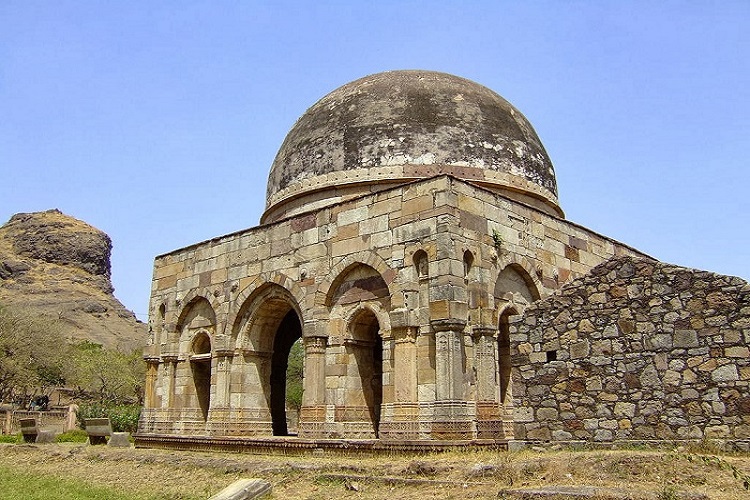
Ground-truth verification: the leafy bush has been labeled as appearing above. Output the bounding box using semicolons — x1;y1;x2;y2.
0;433;20;444
77;403;141;433
55;429;88;443
76;402;109;427
286;339;304;411
107;405;141;433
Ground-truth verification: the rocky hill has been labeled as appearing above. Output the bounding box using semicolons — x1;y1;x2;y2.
0;209;146;350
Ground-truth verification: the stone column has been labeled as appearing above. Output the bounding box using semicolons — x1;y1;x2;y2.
298;335;327;439
378;326;420;441
473;326;503;440
143;356;160;409
161;354;178;408
473;327;498;401
393;327;417;402
212;348;234;408
430;318;474;440
432;319;466;401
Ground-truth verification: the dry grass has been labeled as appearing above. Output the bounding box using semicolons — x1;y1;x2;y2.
1;442;748;499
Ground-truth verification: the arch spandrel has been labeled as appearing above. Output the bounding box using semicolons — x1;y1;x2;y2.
227;272;306;343
175;288;225;331
231;281;304;354
315;251;396;308
494;261;542;314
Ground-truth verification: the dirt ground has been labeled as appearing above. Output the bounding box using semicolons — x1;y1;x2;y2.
1;442;749;499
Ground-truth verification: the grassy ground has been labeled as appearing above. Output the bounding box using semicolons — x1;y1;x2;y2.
0;442;748;499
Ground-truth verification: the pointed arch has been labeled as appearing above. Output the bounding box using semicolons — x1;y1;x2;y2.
344;305;384;438
227;272;306;342
413;249;429;279
343;301;392;341
494;262;541;309
315;251;395;308
175;288;223;333
176;295;217;347
231;281;303;353
173;296;217;424
226;279;304;437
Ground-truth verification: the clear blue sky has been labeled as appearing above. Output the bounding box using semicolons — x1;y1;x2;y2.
2;1;748;320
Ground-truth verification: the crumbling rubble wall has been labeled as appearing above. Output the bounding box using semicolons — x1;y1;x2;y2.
512;255;750;445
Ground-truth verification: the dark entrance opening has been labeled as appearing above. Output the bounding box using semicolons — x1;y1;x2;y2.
270;310;302;436
498;309;516;406
191;332;212;421
350;309;382;437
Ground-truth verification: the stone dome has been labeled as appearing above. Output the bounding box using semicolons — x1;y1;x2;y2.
263;70;561;223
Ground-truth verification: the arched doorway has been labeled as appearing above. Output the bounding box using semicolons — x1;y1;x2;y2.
231;282;305;438
497;308;516;407
270;310;302;436
347;308;382;437
190;331;212;421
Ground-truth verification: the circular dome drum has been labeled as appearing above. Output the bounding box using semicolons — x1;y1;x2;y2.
263;70;561;223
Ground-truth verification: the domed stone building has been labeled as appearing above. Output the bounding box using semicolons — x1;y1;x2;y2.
138;71;749;451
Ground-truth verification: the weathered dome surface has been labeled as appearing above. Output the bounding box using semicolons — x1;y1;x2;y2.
263;70;561;222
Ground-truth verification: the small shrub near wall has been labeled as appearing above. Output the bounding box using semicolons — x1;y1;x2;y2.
55;429;88;443
0;433;20;444
77;403;141;433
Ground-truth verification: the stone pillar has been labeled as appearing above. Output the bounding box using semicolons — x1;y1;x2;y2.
212;348;234;408
393;327;417;402
162;354;178;408
430;318;474;440
378;326;420;441
298;335;327;439
143;356;160;409
432;319;465;401
473;326;503;440
206;348;234;435
473;327;498;401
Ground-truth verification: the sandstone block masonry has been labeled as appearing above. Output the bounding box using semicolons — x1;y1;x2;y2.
139;175;645;445
512;255;750;447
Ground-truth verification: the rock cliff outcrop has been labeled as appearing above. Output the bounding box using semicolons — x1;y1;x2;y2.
0;209;145;350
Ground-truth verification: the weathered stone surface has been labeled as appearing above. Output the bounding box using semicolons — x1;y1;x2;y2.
0;209;146;349
264;70;561;223
108;432;131;448
513;255;750;444
209;478;271;500
139;72;747;451
34;430;57;444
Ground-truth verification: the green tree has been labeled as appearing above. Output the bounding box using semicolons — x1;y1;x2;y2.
64;341;145;405
285;338;304;411
0;303;69;406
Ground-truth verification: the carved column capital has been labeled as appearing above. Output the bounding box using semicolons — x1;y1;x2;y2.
143;355;161;365
430;318;467;333
214;348;235;358
392;326;417;344
304;335;327;354
472;326;497;340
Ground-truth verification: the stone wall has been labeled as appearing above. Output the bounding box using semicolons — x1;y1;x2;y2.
142;175;647;442
512;255;750;446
